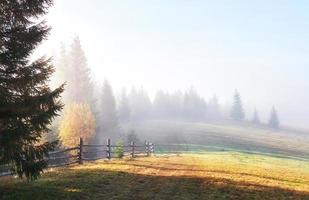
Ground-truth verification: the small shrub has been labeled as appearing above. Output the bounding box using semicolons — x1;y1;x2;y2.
115;140;124;158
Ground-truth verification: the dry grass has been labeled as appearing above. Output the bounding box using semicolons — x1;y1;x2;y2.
1;152;309;200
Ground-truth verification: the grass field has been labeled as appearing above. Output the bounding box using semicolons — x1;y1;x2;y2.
1;152;309;200
122;120;309;159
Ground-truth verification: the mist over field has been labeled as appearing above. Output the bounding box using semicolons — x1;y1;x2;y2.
40;0;309;130
1;1;309;199
32;0;309;161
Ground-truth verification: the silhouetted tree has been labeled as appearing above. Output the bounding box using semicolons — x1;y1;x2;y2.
183;87;206;120
230;90;245;121
118;88;131;122
129;87;152;121
153;90;171;118
268;106;280;129
169;91;184;118
56;37;93;104
207;95;221;120
97;80;119;141
0;0;63;180
252;109;261;125
153;90;186;119
68;37;93;103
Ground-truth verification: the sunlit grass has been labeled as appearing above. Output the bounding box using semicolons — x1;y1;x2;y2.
1;152;308;200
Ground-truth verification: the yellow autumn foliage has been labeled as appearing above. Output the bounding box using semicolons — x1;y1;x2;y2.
59;103;96;147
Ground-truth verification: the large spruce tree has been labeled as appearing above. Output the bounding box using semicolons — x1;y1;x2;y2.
230;90;245;121
0;0;63;180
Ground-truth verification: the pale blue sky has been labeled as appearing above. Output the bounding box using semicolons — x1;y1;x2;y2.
41;0;309;128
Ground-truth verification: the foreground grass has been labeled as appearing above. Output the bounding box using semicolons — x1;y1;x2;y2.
1;152;309;200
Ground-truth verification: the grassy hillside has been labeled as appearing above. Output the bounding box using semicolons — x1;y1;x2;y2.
1;153;308;200
121;120;309;159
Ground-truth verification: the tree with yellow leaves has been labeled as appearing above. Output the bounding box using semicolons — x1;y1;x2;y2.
59;103;96;147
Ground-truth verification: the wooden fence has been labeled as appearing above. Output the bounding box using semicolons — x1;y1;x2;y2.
0;138;154;177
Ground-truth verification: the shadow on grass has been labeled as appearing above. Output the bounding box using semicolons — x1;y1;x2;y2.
106;160;304;184
0;167;308;200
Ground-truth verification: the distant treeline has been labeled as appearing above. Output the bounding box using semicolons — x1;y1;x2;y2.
50;37;280;146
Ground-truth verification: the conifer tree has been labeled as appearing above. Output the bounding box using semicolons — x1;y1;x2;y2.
169;90;184;118
252;109;261;125
268;106;280;129
67;37;93;103
97;80;119;141
52;43;68;92
207;95;221;120
55;37;93;104
129;87;152;121
153;90;170;118
230;90;245;121
0;0;63;180
183;87;206;120
118;88;131;122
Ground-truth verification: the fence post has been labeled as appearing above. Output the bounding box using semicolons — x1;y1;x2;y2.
131;141;135;158
107;138;111;160
150;143;154;154
145;141;149;156
79;138;83;164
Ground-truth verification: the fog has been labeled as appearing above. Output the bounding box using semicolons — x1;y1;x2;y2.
39;0;309;129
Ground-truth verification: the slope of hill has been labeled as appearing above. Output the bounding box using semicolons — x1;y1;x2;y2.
1;154;308;200
121;120;309;159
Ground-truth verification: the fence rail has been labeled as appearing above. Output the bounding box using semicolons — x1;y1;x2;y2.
0;138;154;177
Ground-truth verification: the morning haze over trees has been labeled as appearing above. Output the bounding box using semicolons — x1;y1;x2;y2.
0;0;309;200
1;2;308;199
0;0;282;180
53;36;285;151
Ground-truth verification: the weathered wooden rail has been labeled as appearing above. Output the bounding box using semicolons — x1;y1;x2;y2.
0;138;154;177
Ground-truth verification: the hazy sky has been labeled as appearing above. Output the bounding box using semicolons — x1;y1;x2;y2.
38;0;309;129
